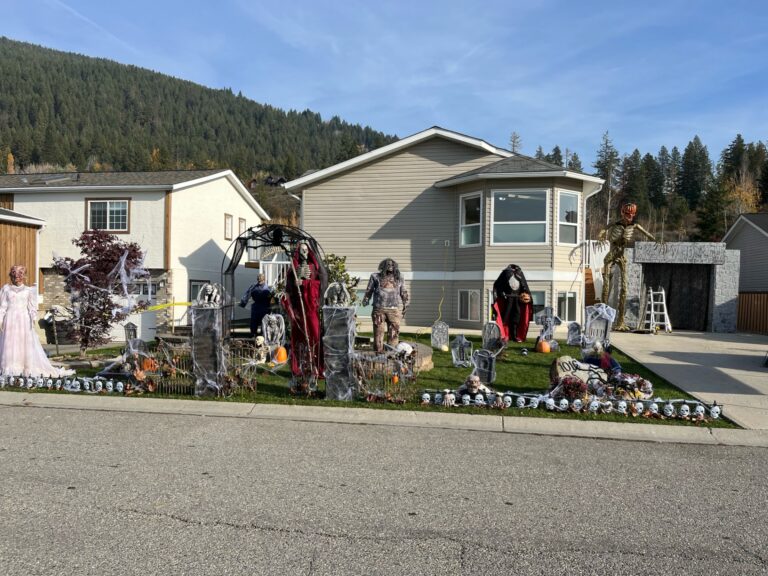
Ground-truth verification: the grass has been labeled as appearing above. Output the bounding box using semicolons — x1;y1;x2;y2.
25;332;737;428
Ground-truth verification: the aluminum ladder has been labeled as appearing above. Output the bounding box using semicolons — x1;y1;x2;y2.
643;287;672;333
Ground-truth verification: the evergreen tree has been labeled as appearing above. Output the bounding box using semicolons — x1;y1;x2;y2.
668;146;683;196
534;145;545;160
509;131;522;153
642;153;665;208
678;136;712;209
759;155;768;206
566;152;583;172
694;181;732;241
619;150;650;214
720;134;746;182
545;145;563;166
592;131;620;228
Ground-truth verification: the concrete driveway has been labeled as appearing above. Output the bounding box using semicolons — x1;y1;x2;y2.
610;331;768;430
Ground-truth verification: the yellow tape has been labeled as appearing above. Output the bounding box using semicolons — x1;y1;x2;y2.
145;302;192;311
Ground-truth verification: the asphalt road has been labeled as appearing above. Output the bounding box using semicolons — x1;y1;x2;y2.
1;406;766;576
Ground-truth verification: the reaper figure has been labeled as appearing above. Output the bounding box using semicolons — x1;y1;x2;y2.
239;273;272;336
362;258;409;353
0;265;73;377
282;241;325;382
492;264;533;343
598;203;658;331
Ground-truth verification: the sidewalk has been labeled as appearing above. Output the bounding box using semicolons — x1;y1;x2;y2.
610;331;768;430
1;390;766;448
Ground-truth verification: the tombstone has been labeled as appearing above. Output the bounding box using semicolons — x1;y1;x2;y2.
566;322;582;346
431;320;449;350
450;334;473;368
191;303;226;396
583;304;616;349
481;322;504;354
471;349;497;384
534;307;562;342
322;305;357;401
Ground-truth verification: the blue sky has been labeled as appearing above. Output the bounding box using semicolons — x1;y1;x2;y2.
2;0;767;167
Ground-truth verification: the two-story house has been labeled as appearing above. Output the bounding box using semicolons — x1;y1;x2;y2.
0;169;269;339
284;127;603;330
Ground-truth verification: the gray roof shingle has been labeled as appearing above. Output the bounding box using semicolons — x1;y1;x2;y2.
742;213;768;234
0;169;226;190
436;154;587;186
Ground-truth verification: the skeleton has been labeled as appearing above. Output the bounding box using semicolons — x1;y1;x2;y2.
254;335;269;364
598;203;659;331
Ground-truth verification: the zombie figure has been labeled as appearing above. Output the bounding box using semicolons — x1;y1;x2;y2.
598;203;658;331
362;258;409;353
282;241;326;382
492;264;533;343
239;273;273;336
0;265;73;377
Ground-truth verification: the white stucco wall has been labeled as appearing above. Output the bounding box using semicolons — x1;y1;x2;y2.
169;176;263;311
14;190;166;269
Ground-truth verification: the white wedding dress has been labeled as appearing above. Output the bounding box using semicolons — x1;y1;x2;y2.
0;283;72;377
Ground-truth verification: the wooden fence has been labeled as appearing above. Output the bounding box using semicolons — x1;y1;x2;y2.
737;292;768;335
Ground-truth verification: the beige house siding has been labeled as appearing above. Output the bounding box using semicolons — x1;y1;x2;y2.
301;137;501;276
726;224;768;291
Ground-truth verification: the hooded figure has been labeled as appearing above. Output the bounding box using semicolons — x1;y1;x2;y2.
492;264;533;343
282;241;327;380
362;258;409;352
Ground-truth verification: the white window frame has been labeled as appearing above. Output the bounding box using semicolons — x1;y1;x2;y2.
239;217;247;236
490;189;549;245
459;191;483;248
457;289;481;322
224;214;233;240
557;290;578;322
87;199;129;232
557;190;580;246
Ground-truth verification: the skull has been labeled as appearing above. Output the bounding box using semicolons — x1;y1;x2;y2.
255;335;265;346
46;379;53;389
515;395;527;408
663;403;675;418
634;401;644;415
298;242;309;260
115;381;124;394
461;394;471;406
649;402;659;415
434;392;443;405
474;394;486;407
25;378;34;389
36;377;44;388
589;399;600;413
694;404;706;418
0;376;5;387
617;400;628;415
709;405;721;419
602;401;614;414
558;398;569;411
545;398;556;411
55;379;62;390
488;393;497;405
94;380;103;392
421;392;431;404
679;404;691;418
105;380;114;393
72;380;81;391
503;395;513;408
572;399;583;412
82;380;91;392
528;397;540;409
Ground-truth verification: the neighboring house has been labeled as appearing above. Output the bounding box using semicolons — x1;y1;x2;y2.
723;213;768;334
284;127;604;330
0;206;45;287
0;170;269;340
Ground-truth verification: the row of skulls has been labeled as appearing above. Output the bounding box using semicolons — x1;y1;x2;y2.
421;390;721;420
0;375;129;394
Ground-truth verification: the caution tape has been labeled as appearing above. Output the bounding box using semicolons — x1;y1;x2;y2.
144;302;192;312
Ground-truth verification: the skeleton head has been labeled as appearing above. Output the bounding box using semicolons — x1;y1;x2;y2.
649;402;659;415
46;379;53;389
663;403;675;418
55;379;62;390
617;400;628;415
515;395;527;408
572;399;583;412
528;397;540;409
545;398;556;411
488;393;497;405
255;336;265;347
82;380;91;392
709;405;721;419
503;395;513;408
558;398;569;411
115;381;124;393
105;380;114;393
421;392;431;404
589;399;600;413
474;394;486;407
94;380;103;393
635;401;644;415
461;394;471;406
694;404;706;418
298;242;309;261
602;401;614;414
621;202;638;223
679;404;691;418
36;377;44;388
434;392;443;405
464;374;481;393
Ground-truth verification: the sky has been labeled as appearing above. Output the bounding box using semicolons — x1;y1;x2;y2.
2;0;768;167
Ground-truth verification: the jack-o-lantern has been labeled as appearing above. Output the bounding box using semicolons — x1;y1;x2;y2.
536;339;551;354
274;346;288;363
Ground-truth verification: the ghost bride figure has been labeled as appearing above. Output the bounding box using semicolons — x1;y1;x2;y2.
0;265;73;377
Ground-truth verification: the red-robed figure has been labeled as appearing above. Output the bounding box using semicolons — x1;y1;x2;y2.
282;241;326;382
492;264;533;343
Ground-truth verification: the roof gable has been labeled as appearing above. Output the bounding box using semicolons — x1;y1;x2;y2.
723;213;768;243
0;207;45;227
283;126;511;191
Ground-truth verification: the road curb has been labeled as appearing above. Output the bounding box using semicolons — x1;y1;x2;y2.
1;391;765;447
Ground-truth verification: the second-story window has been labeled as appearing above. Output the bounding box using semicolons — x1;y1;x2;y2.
88;199;129;232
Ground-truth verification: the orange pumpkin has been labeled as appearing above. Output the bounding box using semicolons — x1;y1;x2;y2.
273;346;288;363
536;339;551;354
142;358;158;372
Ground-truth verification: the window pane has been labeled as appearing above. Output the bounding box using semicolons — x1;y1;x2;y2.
559;194;578;223
493;192;545;222
90;202;107;229
469;290;480;321
559;224;577;244
557;292;577;322
461;224;480;246
493;223;545;243
109;201;128;230
531;291;546;315
462;195;481;226
459;290;469;319
355;290;373;317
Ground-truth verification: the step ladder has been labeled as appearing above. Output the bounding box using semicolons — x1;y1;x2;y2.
643;287;672;333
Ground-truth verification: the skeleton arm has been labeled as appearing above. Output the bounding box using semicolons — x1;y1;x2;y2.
634;224;656;242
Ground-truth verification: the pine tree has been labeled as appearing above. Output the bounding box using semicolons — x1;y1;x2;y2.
509;131;522;153
545;145;563;166
620;150;650;215
534;145;545;160
694;181;732;241
678;136;712;209
592;131;620;227
567;152;583;172
643;153;665;208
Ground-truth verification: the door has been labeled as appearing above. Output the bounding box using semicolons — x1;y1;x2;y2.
642;264;711;331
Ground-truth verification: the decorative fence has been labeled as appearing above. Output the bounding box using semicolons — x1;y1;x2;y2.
737;292;768;335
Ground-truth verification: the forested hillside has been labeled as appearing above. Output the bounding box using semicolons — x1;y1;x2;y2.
0;37;396;182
